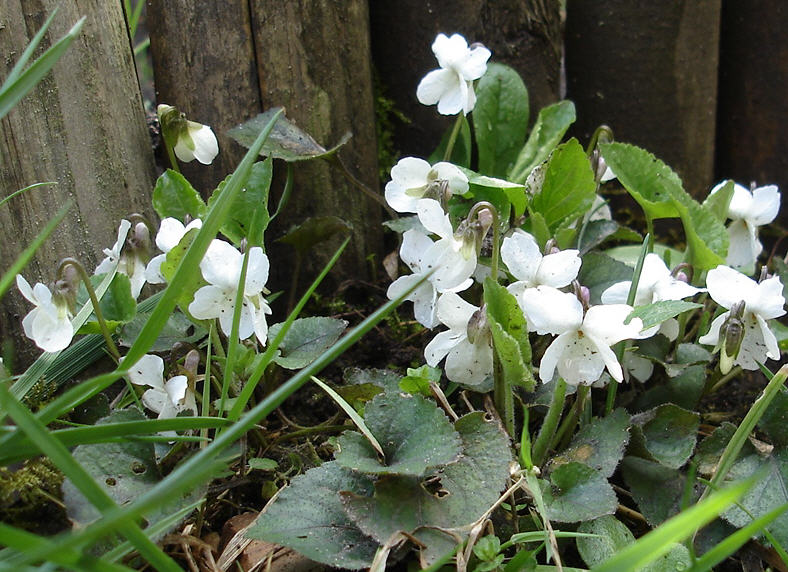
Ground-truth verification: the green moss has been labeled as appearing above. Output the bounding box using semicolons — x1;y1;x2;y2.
0;458;67;533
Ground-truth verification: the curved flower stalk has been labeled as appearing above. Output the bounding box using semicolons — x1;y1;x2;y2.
16;274;74;353
424;292;493;386
416;33;491;115
601;252;702;337
384;157;468;213
501;230;581;313
387;199;477;327
699;265;785;371
188;239;272;345
145;217;203;284
523;286;645;386
95;219;149;299
711;181;780;269
157;103;219;165
126;354;197;421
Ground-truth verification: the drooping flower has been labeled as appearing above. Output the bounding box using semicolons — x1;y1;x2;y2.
95;219;149;299
384;157;468;213
16;275;74;353
126;354;197;420
145;217;203;284
387;199;476;327
188;239;272;345
424;292;493;387
501;230;581;311
698;265;785;371
157;103;219;165
711;181;780;269
416;33;491;115
523;286;645;386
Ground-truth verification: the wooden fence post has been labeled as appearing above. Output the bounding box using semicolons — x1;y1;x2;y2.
716;1;788;228
369;0;563;161
147;0;382;292
565;1;721;198
0;0;157;368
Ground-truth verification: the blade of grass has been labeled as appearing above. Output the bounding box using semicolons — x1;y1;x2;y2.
0;523;132;572
227;236;351;421
0;181;57;210
703;363;788;499
592;477;755;572
1;416;229;464
0;200;70;299
0;383;181;571
0;17;85;120
218;246;251;417
120;109;282;369
18;271;427;564
687;504;787;572
311;375;384;457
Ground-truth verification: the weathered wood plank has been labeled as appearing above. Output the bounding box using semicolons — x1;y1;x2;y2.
0;0;156;367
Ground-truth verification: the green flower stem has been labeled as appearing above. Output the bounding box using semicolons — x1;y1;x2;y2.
58;258;120;362
532;377;567;467
584;124;614;156
161;131;181;173
467;200;501;281
443;114;464;162
605;233;650;415
555;384;589;451
519;405;533;470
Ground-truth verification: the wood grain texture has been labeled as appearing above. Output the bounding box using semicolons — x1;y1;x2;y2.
716;1;788;227
565;0;721;198
369;0;563;160
0;0;156;367
147;0;382;291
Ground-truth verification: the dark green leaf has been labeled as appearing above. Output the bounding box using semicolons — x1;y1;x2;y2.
248;458;278;471
530;139;596;234
152;169;206;221
78;273;137;326
340;412;512;542
334;392;462;476
627;300;703;331
629;404;699;469
344;367;402;394
758;388;788;447
473;62;529;178
278;216;352;254
577;219;620;254
119;310;206;351
542;462;618;522
621;456;690;525
228;107;351;161
399;365;441;396
270;317;348;370
207;159;273;246
577;252;634;305
508;100;576;183
468;173;528;219
246;461;378;570
551;408;630;478
577;515;634;568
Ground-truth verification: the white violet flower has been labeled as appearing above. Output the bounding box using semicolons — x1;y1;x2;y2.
95;219;148;299
416;33;491;115
601;253;702;338
384;157;468;213
711;181;780;269
16;275;74;353
126;354;197;420
157;104;219;165
523;286;645;386
145;217;203;284
698;265;785;371
425;292;493;387
188;239;272;345
501;230;581;311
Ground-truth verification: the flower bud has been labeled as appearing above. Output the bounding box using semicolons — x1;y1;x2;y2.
53;264;79;314
466;306;489;345
157;103;219;165
719;300;746;374
572;280;590;312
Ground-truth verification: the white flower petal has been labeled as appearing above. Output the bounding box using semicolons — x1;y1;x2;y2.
416;199;453;239
583;304;643;346
600;281;631;305
536;249;581;288
444;338;493;386
705;265;757;310
142;387;170;415
188;284;229;321
200;240;242;288
416;68;456;106
435;291;477;332
727;183;754;219
748;185;780;226
749;276;786;320
459;46;492;80
399;229;433;271
437;75;467;116
126;354;165;389
586;333;624;383
522;286;583;335
244;247;269;295
539;332;573;384
155;218;187;252
726;219;760;269
501;231;541;284
431;162;469;195
145;254;167;284
187;123;219;165
16;275;35;303
698;312;727;348
425;329;463;367
432;33;469;69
